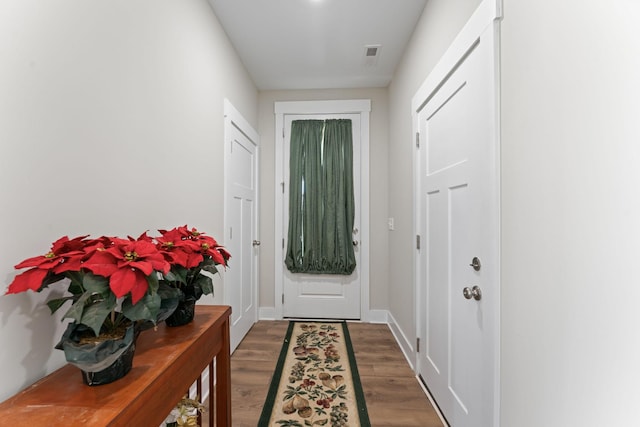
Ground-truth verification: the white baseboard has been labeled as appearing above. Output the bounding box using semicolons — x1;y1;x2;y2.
259;306;276;320
387;311;416;371
259;307;389;323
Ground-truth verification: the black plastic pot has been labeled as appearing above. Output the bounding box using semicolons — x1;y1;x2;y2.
56;321;139;386
165;297;196;327
80;339;136;386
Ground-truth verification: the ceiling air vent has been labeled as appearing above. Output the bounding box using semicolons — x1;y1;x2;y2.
363;44;381;66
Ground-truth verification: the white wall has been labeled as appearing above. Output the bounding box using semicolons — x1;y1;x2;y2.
501;0;640;424
387;0;481;351
0;0;257;401
257;89;389;313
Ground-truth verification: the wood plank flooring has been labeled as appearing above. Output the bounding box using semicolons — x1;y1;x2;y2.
230;321;444;427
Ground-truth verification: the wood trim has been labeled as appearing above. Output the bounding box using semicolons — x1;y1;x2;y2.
0;305;232;426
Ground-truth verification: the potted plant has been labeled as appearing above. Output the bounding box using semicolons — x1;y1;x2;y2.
154;225;230;326
5;233;181;385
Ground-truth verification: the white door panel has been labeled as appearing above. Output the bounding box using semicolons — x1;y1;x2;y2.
224;100;259;352
416;22;499;427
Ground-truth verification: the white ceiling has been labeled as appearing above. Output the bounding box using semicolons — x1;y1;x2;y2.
208;0;428;90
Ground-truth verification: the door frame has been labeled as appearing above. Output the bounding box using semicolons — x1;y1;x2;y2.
223;98;259;352
412;0;502;425
274;99;371;321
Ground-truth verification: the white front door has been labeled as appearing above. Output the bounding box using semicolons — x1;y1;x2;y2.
282;113;361;319
414;10;499;427
224;99;259;352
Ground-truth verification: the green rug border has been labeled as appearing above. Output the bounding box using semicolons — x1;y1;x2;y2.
258;321;371;427
258;321;295;426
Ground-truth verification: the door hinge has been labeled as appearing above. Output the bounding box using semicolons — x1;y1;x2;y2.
282;293;284;304
416;235;421;250
283;127;285;138
281;181;285;193
282;238;285;249
229;227;232;240
416;132;420;148
416;337;420;353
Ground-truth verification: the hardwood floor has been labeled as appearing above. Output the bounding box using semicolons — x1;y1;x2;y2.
230;320;444;427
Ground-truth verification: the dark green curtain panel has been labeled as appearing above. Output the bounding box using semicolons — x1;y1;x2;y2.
285;119;356;275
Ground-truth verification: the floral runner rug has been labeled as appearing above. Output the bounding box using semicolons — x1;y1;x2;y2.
258;321;371;427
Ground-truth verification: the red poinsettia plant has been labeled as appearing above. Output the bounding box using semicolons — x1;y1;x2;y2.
154;225;230;303
4;226;230;337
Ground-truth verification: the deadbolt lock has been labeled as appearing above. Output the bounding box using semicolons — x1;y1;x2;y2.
469;257;481;271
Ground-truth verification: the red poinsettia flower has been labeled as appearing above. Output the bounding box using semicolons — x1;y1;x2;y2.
160;225;230;268
156;227;201;268
130;231;153;243
6;235;89;294
175;225;231;267
82;237;170;304
193;234;225;265
79;235;116;260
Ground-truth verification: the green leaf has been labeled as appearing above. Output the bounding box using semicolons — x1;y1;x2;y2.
79;296;117;336
65;271;84;287
193;274;213;296
163;270;178;282
313;407;327;416
121;292;161;323
200;258;219;275
67;280;84;296
46;296;73;314
63;292;91;324
146;271;160;294
167;266;188;284
155;282;180;322
39;272;66;290
158;282;181;299
82;273;109;294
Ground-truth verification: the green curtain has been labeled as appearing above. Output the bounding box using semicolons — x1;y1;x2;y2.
285;119;356;275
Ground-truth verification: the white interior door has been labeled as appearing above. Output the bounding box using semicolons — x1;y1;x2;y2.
282;113;361;319
224;100;259;352
415;14;499;427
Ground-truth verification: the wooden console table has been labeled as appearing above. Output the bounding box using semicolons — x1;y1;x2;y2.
0;305;232;426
